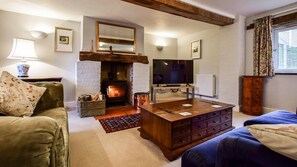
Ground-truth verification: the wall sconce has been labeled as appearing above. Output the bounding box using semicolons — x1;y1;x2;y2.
30;30;48;39
155;40;166;51
7;38;39;77
156;45;164;51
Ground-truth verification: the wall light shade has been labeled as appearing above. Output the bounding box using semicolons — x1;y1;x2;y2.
156;45;164;51
30;30;48;39
7;38;39;77
155;40;166;51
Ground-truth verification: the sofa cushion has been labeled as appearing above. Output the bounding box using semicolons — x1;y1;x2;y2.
248;124;297;161
0;71;46;117
31;82;64;114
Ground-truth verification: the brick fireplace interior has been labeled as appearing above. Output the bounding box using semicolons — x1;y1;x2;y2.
100;62;133;107
76;52;150;107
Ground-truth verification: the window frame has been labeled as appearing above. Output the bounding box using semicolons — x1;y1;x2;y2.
272;24;297;75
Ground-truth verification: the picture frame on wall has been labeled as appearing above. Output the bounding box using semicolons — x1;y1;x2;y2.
191;40;201;59
55;27;73;52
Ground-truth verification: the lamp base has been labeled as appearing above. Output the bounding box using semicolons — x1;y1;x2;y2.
17;63;30;77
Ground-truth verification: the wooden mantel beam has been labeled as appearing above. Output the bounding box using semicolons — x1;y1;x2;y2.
80;51;149;64
121;0;234;26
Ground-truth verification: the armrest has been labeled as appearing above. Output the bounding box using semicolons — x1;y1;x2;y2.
0;116;65;167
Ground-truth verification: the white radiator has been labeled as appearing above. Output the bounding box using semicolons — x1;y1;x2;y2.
195;74;216;97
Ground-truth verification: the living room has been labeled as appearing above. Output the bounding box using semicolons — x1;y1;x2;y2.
1;0;297;167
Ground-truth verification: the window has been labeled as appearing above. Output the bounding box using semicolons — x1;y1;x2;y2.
273;25;297;74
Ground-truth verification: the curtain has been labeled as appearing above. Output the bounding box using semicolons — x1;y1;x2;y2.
253;16;274;76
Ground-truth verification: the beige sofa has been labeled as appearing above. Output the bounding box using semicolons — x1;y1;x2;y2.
0;82;69;167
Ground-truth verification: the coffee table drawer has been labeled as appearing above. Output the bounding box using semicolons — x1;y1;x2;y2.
207;117;221;127
207;125;221;135
192;120;207;131
172;136;191;149
172;126;191;138
221;121;232;130
208;110;221;118
221;114;232;122
192;129;207;141
192;114;207;123
221;109;232;115
172;120;191;129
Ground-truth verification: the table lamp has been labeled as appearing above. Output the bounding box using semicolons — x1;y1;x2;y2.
7;38;39;77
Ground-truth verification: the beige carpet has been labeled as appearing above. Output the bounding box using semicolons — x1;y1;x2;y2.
68;94;255;167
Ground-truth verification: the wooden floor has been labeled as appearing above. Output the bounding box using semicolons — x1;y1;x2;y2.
95;105;139;120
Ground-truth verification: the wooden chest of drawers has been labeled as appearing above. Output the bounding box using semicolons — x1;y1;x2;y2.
139;99;234;161
241;76;264;115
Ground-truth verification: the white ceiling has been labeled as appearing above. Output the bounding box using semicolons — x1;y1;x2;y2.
0;0;297;38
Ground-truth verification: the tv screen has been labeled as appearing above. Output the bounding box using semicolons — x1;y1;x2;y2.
153;59;193;85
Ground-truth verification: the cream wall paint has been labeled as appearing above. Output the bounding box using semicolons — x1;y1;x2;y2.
144;33;178;84
178;28;220;95
217;15;246;110
245;6;297;112
81;16;144;54
0;10;80;103
177;16;246;111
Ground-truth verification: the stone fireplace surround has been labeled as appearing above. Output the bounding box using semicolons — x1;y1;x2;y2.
76;52;150;105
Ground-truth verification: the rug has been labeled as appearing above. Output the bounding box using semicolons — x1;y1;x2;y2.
98;113;141;133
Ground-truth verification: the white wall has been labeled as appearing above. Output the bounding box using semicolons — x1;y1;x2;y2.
245;6;297;112
0;10;80;103
144;33;178;84
218;15;246;110
178;28;220;95
177;16;246;111
81;16;144;54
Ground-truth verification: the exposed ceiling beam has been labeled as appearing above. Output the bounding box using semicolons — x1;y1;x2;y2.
121;0;234;26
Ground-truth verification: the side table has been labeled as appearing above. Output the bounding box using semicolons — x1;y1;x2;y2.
19;77;62;82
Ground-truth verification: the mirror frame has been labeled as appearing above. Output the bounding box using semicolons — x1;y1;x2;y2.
96;22;136;53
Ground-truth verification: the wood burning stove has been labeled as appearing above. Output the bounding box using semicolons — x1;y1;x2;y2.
101;80;127;106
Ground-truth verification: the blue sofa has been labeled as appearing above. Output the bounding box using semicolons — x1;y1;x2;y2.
181;110;297;167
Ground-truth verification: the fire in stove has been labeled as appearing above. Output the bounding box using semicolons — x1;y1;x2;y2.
101;80;127;107
107;85;125;98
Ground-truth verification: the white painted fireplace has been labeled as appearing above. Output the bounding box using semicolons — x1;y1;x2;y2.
76;60;149;105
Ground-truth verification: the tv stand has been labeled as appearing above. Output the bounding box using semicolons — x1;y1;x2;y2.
165;84;180;87
151;85;195;103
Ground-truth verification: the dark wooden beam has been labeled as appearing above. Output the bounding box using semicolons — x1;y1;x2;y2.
246;12;297;30
80;51;149;64
121;0;234;26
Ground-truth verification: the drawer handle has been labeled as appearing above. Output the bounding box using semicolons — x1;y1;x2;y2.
212;121;216;123
225;116;229;119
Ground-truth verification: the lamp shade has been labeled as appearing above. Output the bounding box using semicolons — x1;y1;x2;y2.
7;38;38;61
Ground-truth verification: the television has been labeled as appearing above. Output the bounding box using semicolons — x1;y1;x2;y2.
153;59;193;85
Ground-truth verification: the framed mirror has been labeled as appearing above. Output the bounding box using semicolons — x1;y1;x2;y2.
96;22;136;53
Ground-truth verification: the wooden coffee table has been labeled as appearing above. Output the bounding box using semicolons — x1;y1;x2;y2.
139;98;235;161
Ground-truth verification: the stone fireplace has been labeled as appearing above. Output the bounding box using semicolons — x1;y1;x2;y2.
76;52;149;106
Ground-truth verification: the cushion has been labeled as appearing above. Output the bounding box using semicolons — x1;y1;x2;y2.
0;71;46;116
248;124;297;161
